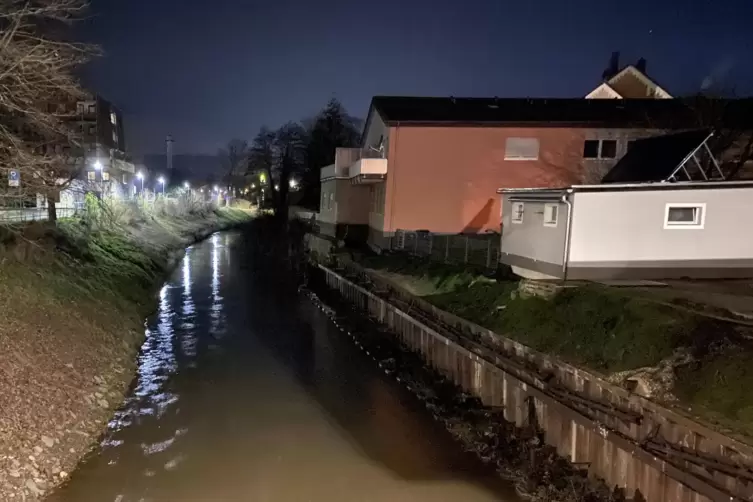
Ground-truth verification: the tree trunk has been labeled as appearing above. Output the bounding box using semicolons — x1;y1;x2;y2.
47;198;57;223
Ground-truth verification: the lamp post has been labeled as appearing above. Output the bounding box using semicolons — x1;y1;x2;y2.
136;171;144;194
184;181;190;196
158;176;165;195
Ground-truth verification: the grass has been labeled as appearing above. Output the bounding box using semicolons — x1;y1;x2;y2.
356;254;753;442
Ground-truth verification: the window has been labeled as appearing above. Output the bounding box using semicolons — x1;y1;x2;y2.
329;193;334;210
600;140;617;159
89;125;96;135
101;171;110;181
88;104;96;114
321;191;327;210
76;103;85;115
110;112;117;125
583;140;600;159
543;204;558;227
583;139;617;159
664;203;705;229
504;138;539;160
511;202;524;224
122;173;128;184
87;171;96;181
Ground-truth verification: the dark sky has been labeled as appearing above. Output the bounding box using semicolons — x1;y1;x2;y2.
81;0;753;156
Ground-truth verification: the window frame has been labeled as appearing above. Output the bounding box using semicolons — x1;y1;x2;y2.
101;171;110;181
510;202;525;224
87;171;96;181
600;139;617;159
504;137;540;161
543;203;559;227
663;203;706;230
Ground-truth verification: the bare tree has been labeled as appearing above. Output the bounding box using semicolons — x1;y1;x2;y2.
273;122;306;216
0;0;98;221
219;138;248;192
248;127;276;205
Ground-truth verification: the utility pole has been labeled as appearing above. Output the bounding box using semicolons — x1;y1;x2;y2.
166;135;174;173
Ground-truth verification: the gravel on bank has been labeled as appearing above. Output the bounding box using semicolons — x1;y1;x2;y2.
0;206;251;501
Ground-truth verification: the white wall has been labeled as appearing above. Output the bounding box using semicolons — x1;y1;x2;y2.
569;187;753;264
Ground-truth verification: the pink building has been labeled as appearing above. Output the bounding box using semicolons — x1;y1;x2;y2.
319;96;693;249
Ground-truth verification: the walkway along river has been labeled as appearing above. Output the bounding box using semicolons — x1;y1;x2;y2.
49;230;518;502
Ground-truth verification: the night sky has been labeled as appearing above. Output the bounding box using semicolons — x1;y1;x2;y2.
81;0;753;156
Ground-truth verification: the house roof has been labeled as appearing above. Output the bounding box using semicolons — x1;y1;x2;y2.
497;180;753;197
369;96;698;128
585;65;673;99
601;130;713;183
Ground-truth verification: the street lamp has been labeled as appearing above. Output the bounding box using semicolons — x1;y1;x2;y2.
93;160;102;170
289;178;298;189
158;176;165;194
136;171;144;193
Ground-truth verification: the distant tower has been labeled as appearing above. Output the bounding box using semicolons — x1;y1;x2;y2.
166;135;174;172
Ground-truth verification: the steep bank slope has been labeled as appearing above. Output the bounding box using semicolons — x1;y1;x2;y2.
0;206;251;501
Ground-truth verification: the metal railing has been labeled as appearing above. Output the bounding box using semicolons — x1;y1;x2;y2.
0;206;81;223
391;229;500;270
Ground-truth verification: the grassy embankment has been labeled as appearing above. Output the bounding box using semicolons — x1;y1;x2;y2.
0;197;251;500
356;254;753;442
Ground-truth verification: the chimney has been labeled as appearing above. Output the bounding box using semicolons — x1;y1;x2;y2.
602;51;620;81
635;57;647;74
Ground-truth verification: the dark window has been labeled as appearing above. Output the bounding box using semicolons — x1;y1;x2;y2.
88;104;96;114
583;140;599;159
600;140;617;159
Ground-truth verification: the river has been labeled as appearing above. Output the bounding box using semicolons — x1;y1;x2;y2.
49;230;517;502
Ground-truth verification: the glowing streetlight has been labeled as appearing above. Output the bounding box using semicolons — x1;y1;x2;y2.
184;181;190;189
274;184;279;191
136;171;144;193
93;160;102;170
213;185;218;192
289;178;298;189
251;183;256;189
158;176;165;194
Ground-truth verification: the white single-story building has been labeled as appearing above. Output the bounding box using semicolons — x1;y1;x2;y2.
498;180;753;280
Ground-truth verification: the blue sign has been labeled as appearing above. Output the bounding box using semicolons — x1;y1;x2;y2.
8;170;19;187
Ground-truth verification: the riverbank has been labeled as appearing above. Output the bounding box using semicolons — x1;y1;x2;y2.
353;253;753;444
0;201;251;501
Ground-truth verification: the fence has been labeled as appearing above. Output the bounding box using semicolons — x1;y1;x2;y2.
391;229;500;270
0;206;80;224
320;263;753;502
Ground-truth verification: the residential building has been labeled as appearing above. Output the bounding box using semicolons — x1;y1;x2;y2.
497;131;753;281
586;53;673;100
51;94;135;206
321;96;696;250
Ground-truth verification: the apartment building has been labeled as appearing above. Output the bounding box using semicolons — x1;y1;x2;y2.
320;96;695;250
48;93;135;205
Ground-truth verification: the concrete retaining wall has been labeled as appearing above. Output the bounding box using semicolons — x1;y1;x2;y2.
319;264;753;502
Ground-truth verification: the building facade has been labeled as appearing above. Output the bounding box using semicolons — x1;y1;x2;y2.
321;96;692;250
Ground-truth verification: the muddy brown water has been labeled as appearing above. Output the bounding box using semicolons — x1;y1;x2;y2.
49;231;518;502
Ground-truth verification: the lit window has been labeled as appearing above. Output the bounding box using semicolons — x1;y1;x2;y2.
110;112;117;125
664;203;705;229
87;171;96;181
504;138;539;160
102;171;110;181
543;204;558;227
511;202;524;224
329;193;334;210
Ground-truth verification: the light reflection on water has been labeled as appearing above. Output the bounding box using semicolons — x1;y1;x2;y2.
51;231;517;502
